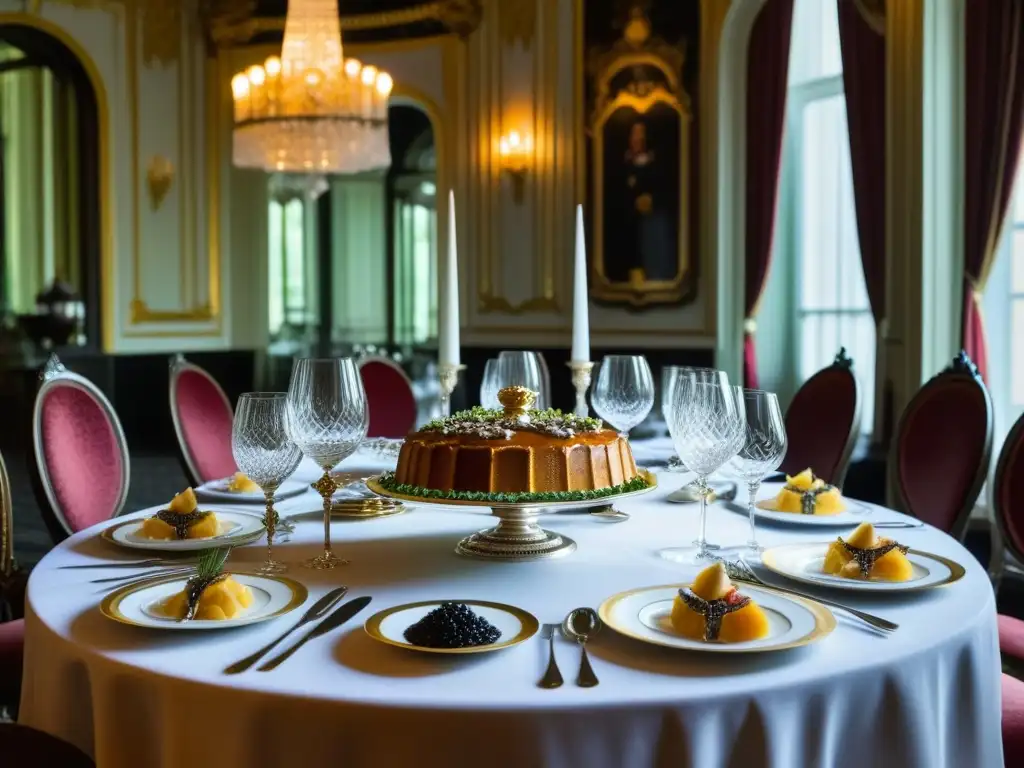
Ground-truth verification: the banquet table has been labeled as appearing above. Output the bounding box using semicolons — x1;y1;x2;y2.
19;446;1003;768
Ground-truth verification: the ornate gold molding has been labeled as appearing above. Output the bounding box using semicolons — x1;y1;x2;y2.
47;0;181;64
498;0;536;49
205;0;483;48
478;295;559;314
146;155;173;210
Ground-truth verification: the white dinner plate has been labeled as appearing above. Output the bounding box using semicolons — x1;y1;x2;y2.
760;542;967;592
364;600;539;654
750;497;872;526
195;478;308;504
599;583;834;653
101;511;266;551
100;573;307;630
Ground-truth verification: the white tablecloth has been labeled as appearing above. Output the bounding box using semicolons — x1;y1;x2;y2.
19;449;1003;768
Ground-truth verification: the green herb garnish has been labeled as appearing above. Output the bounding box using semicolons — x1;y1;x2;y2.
375;473;650;504
181;547;231;622
420;405;602;439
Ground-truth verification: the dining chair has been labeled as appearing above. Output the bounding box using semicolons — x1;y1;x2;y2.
30;354;130;542
779;347;862;488
0;724;94;767
989;408;1024;595
0;449;24;712
888;350;993;540
168;354;237;485
1004;672;1024;767
358;356;417;439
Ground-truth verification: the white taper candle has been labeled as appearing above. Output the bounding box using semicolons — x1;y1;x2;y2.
571;204;590;362
439;190;461;366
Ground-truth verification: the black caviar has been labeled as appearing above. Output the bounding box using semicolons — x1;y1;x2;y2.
403;602;502;648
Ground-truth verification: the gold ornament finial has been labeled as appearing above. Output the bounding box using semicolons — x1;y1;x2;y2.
497;386;536;419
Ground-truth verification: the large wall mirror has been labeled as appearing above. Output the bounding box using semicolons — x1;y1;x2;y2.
0;24;101;351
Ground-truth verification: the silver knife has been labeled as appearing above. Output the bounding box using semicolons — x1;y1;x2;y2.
257;595;372;671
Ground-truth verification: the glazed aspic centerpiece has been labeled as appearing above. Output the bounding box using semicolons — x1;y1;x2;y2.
368;386;655;561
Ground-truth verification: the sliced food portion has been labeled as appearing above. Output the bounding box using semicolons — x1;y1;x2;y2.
670;562;769;643
823;522;913;581
138;488;221;540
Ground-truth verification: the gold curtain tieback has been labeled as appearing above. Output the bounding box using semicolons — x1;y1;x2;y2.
743;317;757;335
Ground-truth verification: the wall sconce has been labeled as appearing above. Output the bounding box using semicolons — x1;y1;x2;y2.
498;130;532;204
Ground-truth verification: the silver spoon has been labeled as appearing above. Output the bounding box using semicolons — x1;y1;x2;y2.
590;506;629;522
562;607;601;687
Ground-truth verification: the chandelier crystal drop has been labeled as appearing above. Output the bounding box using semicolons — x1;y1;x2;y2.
230;0;393;175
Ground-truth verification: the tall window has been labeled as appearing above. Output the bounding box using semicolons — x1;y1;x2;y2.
763;0;875;432
268;196;311;341
392;178;437;346
982;152;1024;443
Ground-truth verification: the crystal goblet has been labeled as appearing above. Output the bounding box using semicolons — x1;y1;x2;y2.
232;392;303;574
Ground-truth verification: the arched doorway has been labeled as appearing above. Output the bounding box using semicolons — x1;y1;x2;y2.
0;22;103;349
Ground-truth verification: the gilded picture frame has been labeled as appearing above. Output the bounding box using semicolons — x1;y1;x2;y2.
589;18;693;308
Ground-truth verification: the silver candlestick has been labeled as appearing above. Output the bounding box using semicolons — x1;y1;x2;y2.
567;360;594;417
437;363;466;417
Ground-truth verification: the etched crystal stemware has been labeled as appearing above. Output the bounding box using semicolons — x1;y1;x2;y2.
591;355;655;436
723;389;787;555
659;375;745;564
232;393;303;574
480;358;501;409
286;358;368;569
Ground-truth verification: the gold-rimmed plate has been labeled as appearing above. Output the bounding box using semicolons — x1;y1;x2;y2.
100;573;308;630
598;583;835;653
101;511;265;551
752;498;872;526
331;498;407;519
364;600;540;654
760;542;966;592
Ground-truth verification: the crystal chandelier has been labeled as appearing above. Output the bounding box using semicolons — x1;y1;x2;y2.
230;0;393;176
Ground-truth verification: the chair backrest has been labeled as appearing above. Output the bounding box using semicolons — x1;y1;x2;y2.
31;355;129;540
0;724;94;768
358;356;417;438
889;350;993;540
780;348;862;488
0;450;11;580
168;354;236;485
992;409;1024;563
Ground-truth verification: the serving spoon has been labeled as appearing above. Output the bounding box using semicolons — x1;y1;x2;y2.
561;607;601;687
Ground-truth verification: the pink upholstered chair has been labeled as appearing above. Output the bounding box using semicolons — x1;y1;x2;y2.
779;348;862;488
0;724;94;767
358;356;417;439
169;354;237;485
889;351;993;540
0;449;24;711
30;355;130;541
1004;673;1024;767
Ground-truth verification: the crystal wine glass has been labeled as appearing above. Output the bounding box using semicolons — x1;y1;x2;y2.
286;358;368;569
661;365;718;471
480;358;501;409
232;393;303;574
591;355;655;436
495;352;544;407
722;389;787;555
659;376;745;564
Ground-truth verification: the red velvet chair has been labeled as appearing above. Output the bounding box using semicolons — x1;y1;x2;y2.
779;348;862;487
0;724;94;767
992;408;1024;593
0;449;24;712
1005;673;1024;767
358;356;417;439
889;351;993;540
30;355;130;542
169;354;237;485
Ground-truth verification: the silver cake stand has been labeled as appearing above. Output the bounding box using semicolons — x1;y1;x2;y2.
365;472;657;562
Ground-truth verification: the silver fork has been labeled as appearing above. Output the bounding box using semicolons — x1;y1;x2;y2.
538;623;564;688
715;557;898;633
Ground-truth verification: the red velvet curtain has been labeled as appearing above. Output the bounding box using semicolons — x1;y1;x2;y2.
744;0;795;389
963;0;1024;383
837;0;886;323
